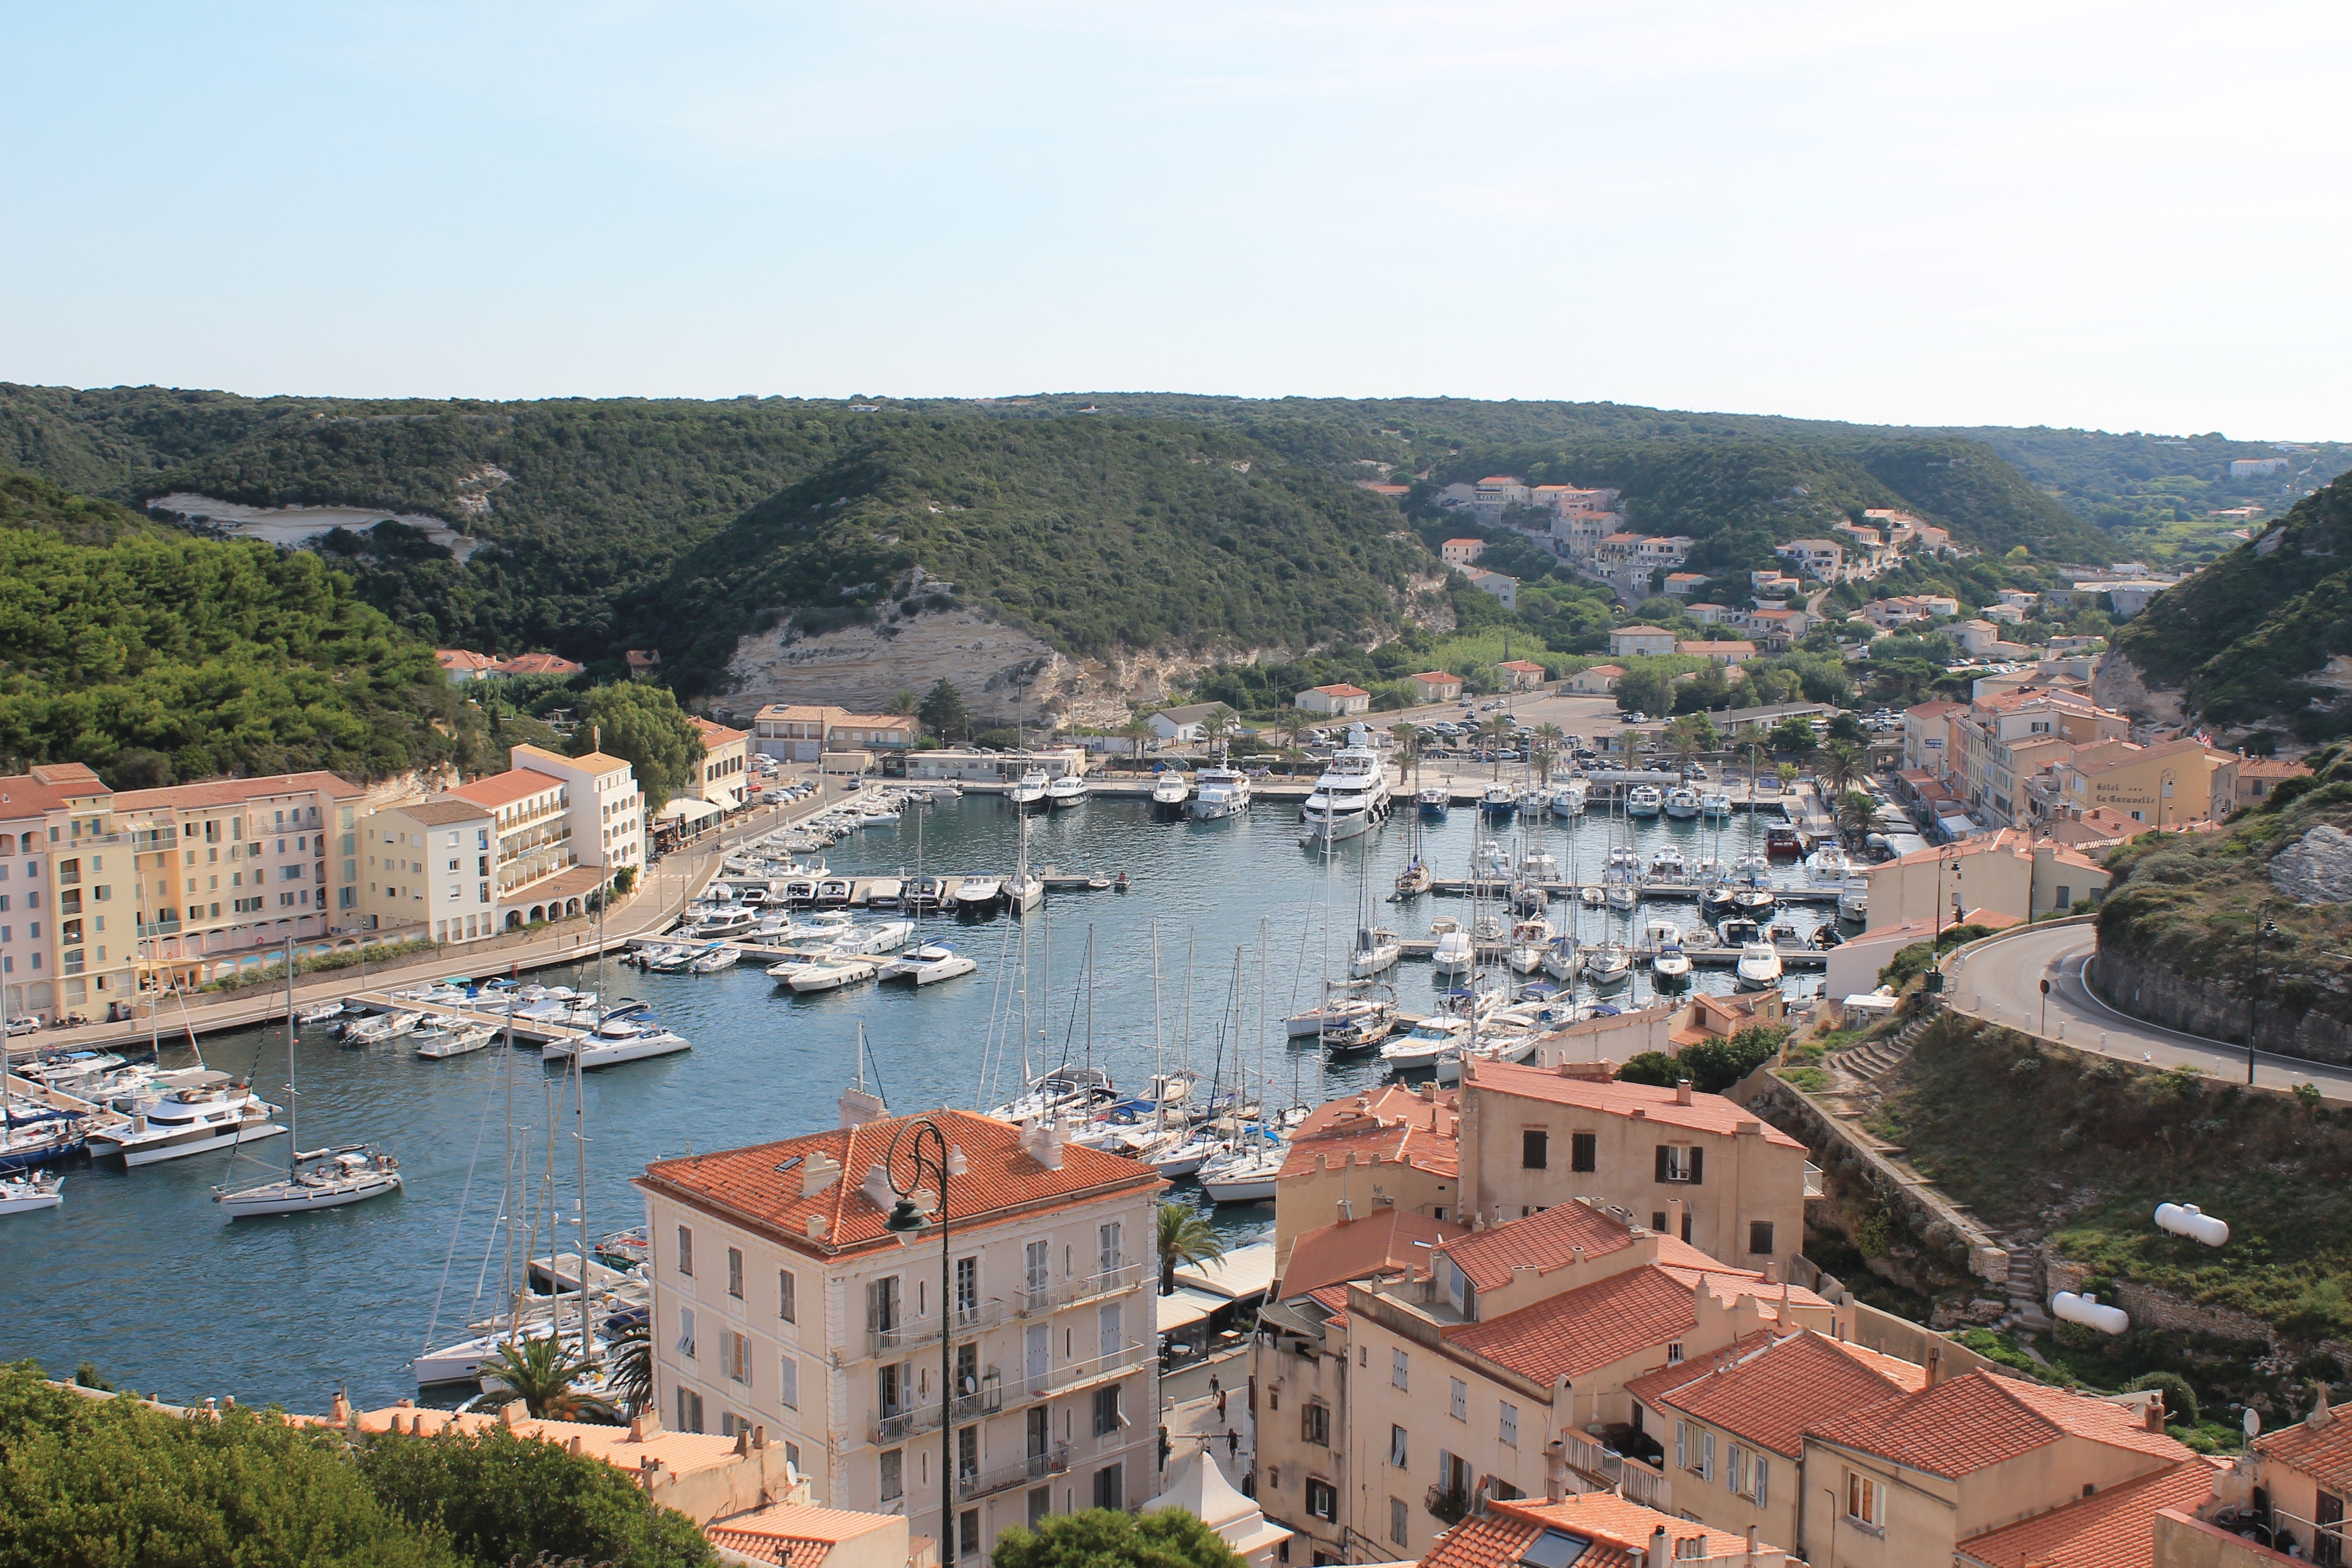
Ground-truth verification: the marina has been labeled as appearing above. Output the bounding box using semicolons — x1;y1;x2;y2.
6;774;1861;1411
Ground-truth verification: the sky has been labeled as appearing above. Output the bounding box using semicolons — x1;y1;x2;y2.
3;2;2347;437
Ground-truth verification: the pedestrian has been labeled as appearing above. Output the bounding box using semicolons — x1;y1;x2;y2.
1217;1388;1227;1420
1209;1373;1220;1401
1227;1428;1239;1461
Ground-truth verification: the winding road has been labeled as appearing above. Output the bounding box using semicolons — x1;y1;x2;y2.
1943;921;2352;1101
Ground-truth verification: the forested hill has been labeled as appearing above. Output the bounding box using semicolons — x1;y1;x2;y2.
644;417;1428;695
2111;470;2352;740
0;463;482;786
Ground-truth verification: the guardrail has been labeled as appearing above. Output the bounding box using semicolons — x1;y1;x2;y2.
959;1444;1070;1502
1561;1435;1669;1511
1015;1262;1146;1317
1028;1338;1148;1395
868;1298;1005;1357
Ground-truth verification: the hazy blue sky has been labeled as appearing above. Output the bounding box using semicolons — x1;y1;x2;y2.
4;2;2345;435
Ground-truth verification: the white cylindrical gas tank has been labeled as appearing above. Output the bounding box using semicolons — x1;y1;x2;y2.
2052;1291;2130;1335
2155;1202;2230;1247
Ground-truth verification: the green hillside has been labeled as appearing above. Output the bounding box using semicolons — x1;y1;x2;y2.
0;465;157;545
0;465;482;785
644;417;1427;695
2111;471;2352;736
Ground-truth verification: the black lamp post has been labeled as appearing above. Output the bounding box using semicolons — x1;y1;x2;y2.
880;1118;966;1559
2246;906;2282;1086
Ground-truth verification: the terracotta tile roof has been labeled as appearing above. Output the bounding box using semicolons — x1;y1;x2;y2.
1409;672;1463;685
1279;1208;1468;1299
451;769;564;809
398;798;492;827
1311;684;1371;698
1423;1494;1768;1568
1498;660;1547;673
1625;1329;1924;1458
1302;1283;1353;1326
514;743;634;777
690;715;749;748
2237;756;2312;781
113;770;367;811
494;651;584;676
634;1108;1163;1260
1810;1368;2193;1479
436;648;498;672
1444;1262;1811;1384
1463;1060;1806;1149
1613;625;1674;636
2254;1404;2352;1491
1439;1200;1640;1292
705;1505;900;1568
1955;1458;2221;1568
1279;1085;1457;1183
0;767;109;818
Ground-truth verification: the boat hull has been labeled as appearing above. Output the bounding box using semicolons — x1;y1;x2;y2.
99;1123;288;1168
220;1172;401;1218
545;1033;692;1068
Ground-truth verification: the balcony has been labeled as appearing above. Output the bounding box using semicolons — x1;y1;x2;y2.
137;919;183;939
1028;1338;1148;1397
959;1444;1070;1502
1014;1261;1147;1318
867;1374;1004;1446
1425;1485;1470;1527
1804;1162;1826;1199
1561;1436;1669;1512
869;1298;1006;1358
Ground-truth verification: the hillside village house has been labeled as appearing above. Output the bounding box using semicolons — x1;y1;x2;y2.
1608;627;1678;659
2225;754;2312;812
1565;664;1623;695
1774;540;1845;581
754;705;921;764
1494;660;1547;692
631;1104;1164;1564
1675;640;1755;666
1147;703;1228;744
435;649;585;682
1863;829;2109;925
1664;572;1708;597
1297;684;1373;716
1685;603;1735;625
1947;688;2130;828
1903;700;1966;776
1441;539;1487;566
1461;568;1519;610
692;716;751;810
1404;673;1464;705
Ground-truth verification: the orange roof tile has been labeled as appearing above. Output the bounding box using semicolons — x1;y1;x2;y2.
1279;1085;1457;1184
1423;1494;1769;1568
493;651;584;676
1439;1200;1638;1292
1463;1060;1806;1149
1279;1208;1468;1299
1409;672;1463;685
112;770;366;812
634;1109;1162;1260
437;648;498;672
1311;684;1371;698
706;1505;901;1568
2255;1405;2352;1491
1955;1458;2220;1568
690;715;749;748
1625;1329;1923;1459
1444;1263;1810;1385
450;769;564;810
1811;1369;2193;1479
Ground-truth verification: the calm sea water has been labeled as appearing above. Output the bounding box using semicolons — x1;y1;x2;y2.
6;793;1829;1411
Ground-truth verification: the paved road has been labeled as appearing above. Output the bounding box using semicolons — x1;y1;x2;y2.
1945;922;2352;1100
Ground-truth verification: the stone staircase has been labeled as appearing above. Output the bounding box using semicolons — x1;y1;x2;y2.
1825;1004;1943;1088
2003;1246;2052;1331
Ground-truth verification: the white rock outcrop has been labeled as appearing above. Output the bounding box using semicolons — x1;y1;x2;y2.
2271;824;2352;904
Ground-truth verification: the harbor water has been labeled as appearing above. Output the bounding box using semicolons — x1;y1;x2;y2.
7;789;1838;1410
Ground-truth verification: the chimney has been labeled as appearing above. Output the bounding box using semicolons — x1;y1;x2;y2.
805;1213;829;1240
859;1163;897;1211
2145;1393;2167;1433
1543;1439;1566;1503
1675;1080;1694;1106
1572;1245;1587;1266
839;1087;886;1129
1649;1526;1670;1565
1667;1196;1685;1238
1925;1344;1943;1388
800;1151;841;1196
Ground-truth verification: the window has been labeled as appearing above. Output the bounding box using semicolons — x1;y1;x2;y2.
1302;1402;1331;1446
1389;1425;1408;1468
1093;1465;1123;1510
1306;1477;1337;1522
727;1246;744;1299
1392;1349;1409;1390
959;1509;981;1561
1675;1420;1687;1470
1749;1221;1775;1256
1846;1471;1885;1528
1727;1444;1745;1495
1656;1144;1702;1184
1521;1129;1548;1169
727;1331;749;1384
1700;1430;1715;1481
1028;1488;1052;1529
1571;1131;1597;1173
1752;1456;1770;1507
779;1269;797;1324
1098;1221;1123;1276
1449;1379;1467;1420
1390;1498;1409;1548
1667;1341;1684;1364
868;1276;901;1334
1499;1402;1518;1447
780;1356;799;1410
676;1307;697;1359
1093;1383;1125;1435
956;1255;979;1321
677;1225;694;1277
676;1386;704;1434
879;1449;904;1502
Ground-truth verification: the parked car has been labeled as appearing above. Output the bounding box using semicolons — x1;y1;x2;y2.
3;1016;37;1037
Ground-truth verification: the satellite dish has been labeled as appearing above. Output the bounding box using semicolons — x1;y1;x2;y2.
2246;1408;2262;1439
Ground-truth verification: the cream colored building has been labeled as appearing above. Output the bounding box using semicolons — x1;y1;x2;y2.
1863;830;2110;927
633;1103;1163;1566
2050;737;2229;830
1297;684;1373;716
1271;1084;1460;1280
692;717;752;810
753;705;919;763
507;744;645;876
359;798;497;945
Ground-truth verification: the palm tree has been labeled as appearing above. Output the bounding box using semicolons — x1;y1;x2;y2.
1390;723;1422;792
1820;741;1864;799
482;1335;613;1422
1201;705;1236;757
605;1317;652;1418
1621;726;1649;774
1836;788;1877;845
1118;716;1152;769
1664;714;1716;773
1159;1200;1226;1295
1533;722;1564;786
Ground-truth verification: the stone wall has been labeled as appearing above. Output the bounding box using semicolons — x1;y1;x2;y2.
2044;1255;2282;1350
2091;946;2352;1067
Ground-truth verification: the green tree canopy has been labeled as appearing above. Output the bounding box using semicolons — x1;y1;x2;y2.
920;678;971;741
991;1507;1246;1568
571;683;702;804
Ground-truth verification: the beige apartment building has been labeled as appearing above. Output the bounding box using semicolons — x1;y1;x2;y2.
1271;1084;1459;1280
753;706;920;764
1950;688;2128;829
633;1106;1163;1566
359;798;497;944
692;717;752;810
1863;829;2110;927
1454;1059;1811;1277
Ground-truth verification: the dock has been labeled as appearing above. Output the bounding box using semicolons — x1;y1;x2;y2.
1419;879;1844;905
1381;939;1828;970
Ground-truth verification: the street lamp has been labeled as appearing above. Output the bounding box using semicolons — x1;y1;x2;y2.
879;1118;969;1558
2245;905;2282;1086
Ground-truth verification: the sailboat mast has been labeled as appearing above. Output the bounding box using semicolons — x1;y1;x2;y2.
284;935;297;1179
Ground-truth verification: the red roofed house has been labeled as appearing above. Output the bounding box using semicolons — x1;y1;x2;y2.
1421;1492;1792;1568
1273;1082;1460;1277
1456;1059;1811;1276
436;647;499;683
1407;672;1466;705
1565;664;1624;695
633;1101;1165;1556
1862;827;2110;927
691;715;750;809
1800;1368;2197;1568
494;651;585;678
707;1502;930;1568
1675;640;1757;666
2161;1393;2352;1564
1608;627;1678;659
1495;660;1548;693
1295;683;1372;716
626;649;662;679
1442;538;1488;567
1664;572;1709;597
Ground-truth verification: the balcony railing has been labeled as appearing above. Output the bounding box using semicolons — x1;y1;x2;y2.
137;919;182;939
1028;1338;1148;1396
959;1444;1070;1502
1015;1261;1147;1317
868;1298;1005;1357
1561;1436;1669;1512
1804;1161;1826;1199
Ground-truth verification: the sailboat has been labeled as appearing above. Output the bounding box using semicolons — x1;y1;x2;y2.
1006;802;1044;915
216;940;402;1218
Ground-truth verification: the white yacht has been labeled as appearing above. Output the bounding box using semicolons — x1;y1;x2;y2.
1046;772;1088;809
688;944;743;973
1505;916;1555;974
1348;927;1402;978
86;1074;285;1167
0;1170;65;1215
1191;765;1253;821
1479;782;1517;819
1652;943;1691;982
414;1022;500;1060
784;955;880;994
1299;733;1392;845
1153;771;1191;811
1664;786;1701;820
1736;942;1784;990
218;1146;402;1218
693;907;760;939
543;1001;691;1068
1539;935;1583;983
341;1010;419;1045
1010;769;1050;811
1550;780;1588;818
1429;918;1474;975
1197;1138;1287;1204
951;876;1004;913
1625;785;1664;818
1838;875;1870;922
1807;843;1853;885
1379;1016;1471;1074
879;943;979;986
1648;846;1687;881
1700;791;1733;820
1585;944;1632;988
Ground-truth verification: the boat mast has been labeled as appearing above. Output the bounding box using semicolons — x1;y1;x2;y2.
283;934;298;1181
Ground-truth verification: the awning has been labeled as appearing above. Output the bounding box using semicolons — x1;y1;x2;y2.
1173;1239;1279;1302
658;796;723;826
1155;1286;1231;1335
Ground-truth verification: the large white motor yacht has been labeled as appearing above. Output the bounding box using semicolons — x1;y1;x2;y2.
1153;771;1191;811
1045;772;1088;809
543;1002;691;1068
1736;942;1784;989
879;943;979;986
1298;731;1392;845
85;1073;285;1167
1010;769;1050;811
1190;765;1253;821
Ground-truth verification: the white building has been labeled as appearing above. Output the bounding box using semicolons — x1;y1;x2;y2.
634;1103;1164;1566
358;797;496;944
1147;703;1228;745
508;743;646;878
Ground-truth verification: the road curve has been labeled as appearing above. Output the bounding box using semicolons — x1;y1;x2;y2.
1943;922;2352;1101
